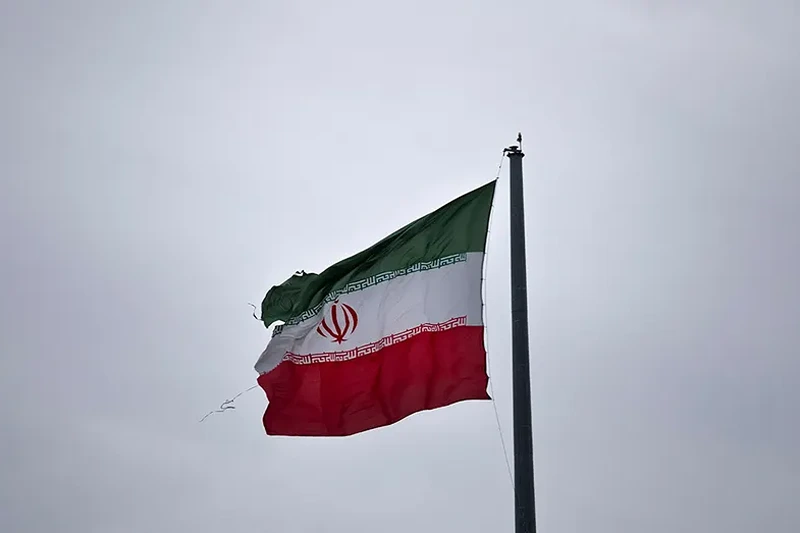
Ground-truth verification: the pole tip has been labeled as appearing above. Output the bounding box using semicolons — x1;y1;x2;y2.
504;133;524;156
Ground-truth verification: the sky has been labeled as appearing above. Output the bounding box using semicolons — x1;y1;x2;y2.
1;1;798;531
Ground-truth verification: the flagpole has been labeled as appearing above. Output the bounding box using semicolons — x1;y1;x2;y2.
506;138;537;533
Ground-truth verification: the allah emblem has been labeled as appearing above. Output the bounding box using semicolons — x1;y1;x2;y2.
316;300;359;344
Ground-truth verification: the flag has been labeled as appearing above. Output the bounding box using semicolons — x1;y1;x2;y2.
255;181;496;436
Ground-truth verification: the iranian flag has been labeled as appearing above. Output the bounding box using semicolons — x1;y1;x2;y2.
255;181;496;436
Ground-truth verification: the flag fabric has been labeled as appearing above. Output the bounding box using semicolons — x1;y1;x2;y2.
255;181;496;436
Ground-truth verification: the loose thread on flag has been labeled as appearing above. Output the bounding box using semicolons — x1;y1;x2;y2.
248;303;261;321
482;160;514;487
199;384;259;423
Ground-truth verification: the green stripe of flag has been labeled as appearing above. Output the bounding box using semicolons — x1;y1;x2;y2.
260;180;496;327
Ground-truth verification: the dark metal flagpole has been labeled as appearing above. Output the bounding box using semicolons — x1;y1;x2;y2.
506;136;537;533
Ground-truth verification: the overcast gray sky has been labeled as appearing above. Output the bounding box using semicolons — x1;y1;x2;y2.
1;1;798;531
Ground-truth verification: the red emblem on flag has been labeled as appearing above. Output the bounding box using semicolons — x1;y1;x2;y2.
317;300;359;344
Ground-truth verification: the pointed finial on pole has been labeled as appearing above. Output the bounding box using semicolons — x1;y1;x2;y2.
504;133;524;156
